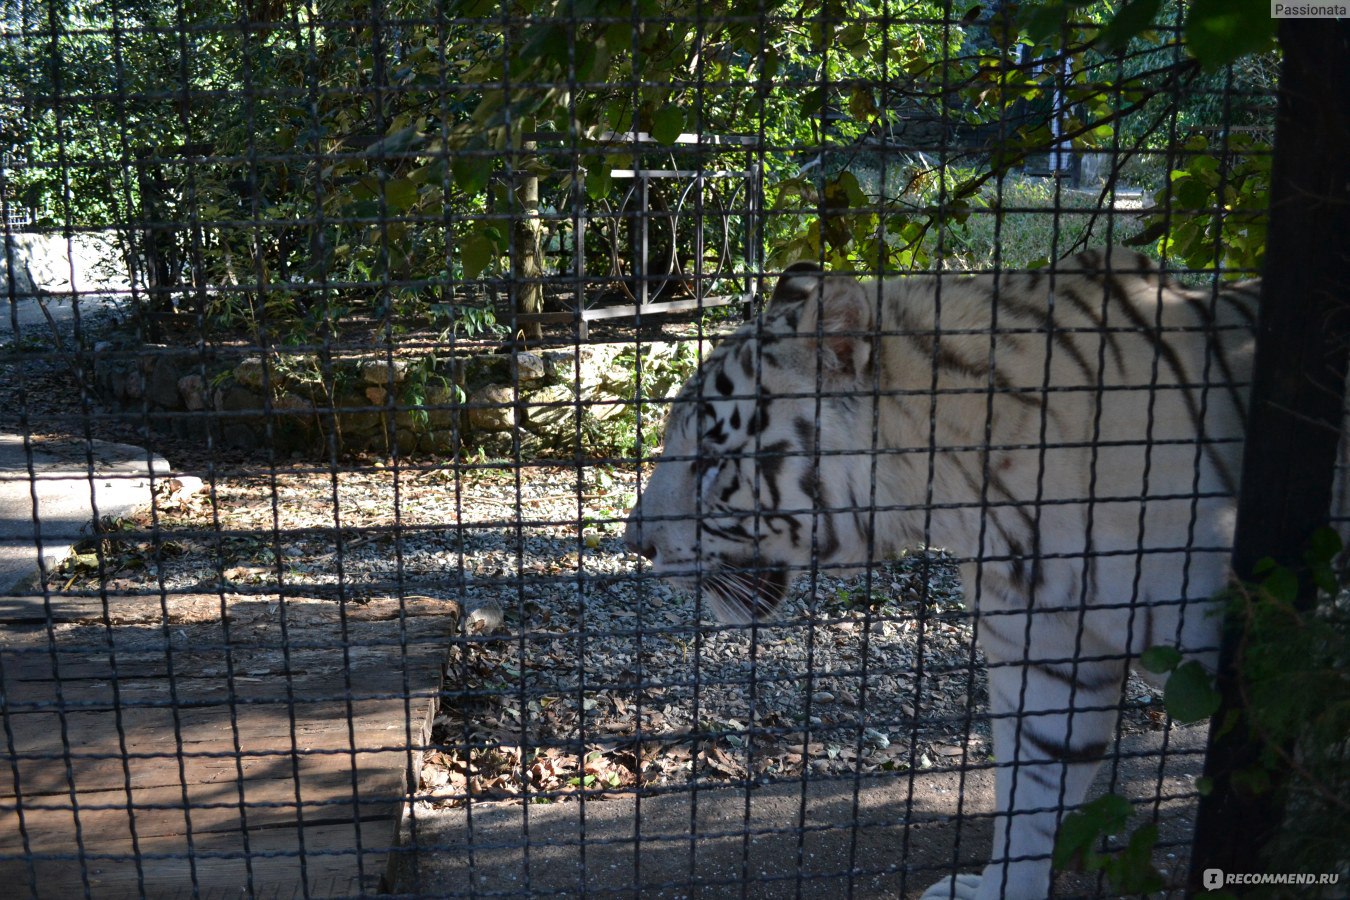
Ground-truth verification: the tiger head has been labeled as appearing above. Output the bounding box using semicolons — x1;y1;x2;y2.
623;264;884;623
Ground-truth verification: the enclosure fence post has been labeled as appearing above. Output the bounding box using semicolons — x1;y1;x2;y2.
1188;18;1350;892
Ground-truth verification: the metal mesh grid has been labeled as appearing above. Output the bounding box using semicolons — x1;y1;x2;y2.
3;2;1335;899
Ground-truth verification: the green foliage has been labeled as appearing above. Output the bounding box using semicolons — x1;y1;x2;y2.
1184;0;1276;71
584;340;700;458
1137;642;1223;724
1054;794;1164;894
2;0;1277;351
1129;133;1270;274
1058;529;1350;888
1227;530;1350;876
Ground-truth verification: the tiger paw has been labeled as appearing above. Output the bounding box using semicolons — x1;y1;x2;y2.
919;872;981;900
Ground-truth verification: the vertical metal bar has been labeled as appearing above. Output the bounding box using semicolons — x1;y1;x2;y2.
1189;18;1350;890
693;174;704;303
744;158;760;319
639;173;649;309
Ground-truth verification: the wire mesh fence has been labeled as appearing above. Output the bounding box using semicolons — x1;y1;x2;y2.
1;2;1345;898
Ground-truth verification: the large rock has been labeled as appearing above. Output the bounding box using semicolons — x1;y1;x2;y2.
233;357;269;391
512;351;547;384
213;384;261;413
1;238;37;297
144;356;184;409
177;374;207;411
423;381;461;428
522;383;578;433
362;358;410;385
466;384;518;432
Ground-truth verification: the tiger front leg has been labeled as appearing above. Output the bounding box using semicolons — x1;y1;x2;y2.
922;655;1127;900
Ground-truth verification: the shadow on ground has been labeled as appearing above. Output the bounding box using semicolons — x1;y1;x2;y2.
389;725;1206;898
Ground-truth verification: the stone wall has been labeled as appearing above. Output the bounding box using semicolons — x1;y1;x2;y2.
3;232;131;298
92;338;705;459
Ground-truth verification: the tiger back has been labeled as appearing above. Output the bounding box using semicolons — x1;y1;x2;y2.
624;248;1260;900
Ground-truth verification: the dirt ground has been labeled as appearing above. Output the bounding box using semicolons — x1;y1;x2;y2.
388;724;1208;899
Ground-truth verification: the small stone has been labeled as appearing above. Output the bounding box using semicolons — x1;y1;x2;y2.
811;691;835;705
466;602;504;634
364;385;388;405
863;727;890;749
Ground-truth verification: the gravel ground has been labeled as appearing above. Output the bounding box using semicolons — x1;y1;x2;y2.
47;454;1169;813
10;308;1168;820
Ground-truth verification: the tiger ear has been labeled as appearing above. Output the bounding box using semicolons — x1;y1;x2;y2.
772;266;873;381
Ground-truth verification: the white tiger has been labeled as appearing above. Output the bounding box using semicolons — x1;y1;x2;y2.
624;248;1261;899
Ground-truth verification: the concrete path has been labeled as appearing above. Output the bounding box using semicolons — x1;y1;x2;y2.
3;290;164;596
0;434;168;596
2;290;121;339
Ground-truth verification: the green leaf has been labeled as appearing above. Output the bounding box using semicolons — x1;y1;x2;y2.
650;107;684;145
1233;765;1272;794
800;89;825;117
1306;526;1342;566
1262;565;1299;604
1097;0;1163;53
1140;645;1182;675
365;125;421;158
1125;219;1168;248
1054;793;1132;871
1195;775;1214;796
460;231;497;279
1164;660;1222;724
585;163;613;200
1019;0;1071;46
848;87;877;121
452;157;493;195
1184;0;1275;71
1106;823;1163;894
384;178;418;213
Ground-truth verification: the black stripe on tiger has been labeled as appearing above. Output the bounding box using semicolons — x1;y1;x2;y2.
1024;731;1109;766
1055;282;1127;371
1176;286;1250;432
903;331;1042;409
996;291;1099;384
1220;282;1260;329
1101;269;1240;495
1029;660;1123;693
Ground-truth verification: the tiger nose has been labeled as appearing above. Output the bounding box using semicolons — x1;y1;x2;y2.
623;512;657;560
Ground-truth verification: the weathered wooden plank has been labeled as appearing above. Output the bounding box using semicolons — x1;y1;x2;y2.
0;593;461;628
0;820;386;898
0;747;411;842
3;747;416;801
1;622;452;684
0;591;455;897
1;639;449;709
